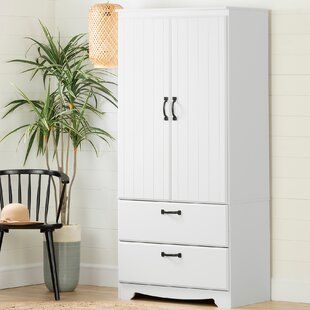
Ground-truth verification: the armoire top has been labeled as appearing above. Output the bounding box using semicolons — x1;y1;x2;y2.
118;7;268;17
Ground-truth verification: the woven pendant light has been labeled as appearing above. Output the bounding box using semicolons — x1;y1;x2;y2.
89;3;123;68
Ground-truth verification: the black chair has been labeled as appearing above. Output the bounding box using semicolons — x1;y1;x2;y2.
0;169;69;301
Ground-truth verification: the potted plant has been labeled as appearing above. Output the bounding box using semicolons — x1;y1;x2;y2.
1;22;117;291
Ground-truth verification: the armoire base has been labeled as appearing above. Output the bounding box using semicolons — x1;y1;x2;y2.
118;283;232;308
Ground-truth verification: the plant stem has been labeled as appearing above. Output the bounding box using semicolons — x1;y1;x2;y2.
58;80;65;172
60;133;71;224
52;131;66;223
65;133;70;175
52;131;61;171
44;136;58;214
61;190;67;224
61;131;64;171
45;136;50;170
66;148;77;225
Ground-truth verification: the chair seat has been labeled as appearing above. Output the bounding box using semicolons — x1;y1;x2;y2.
0;223;63;230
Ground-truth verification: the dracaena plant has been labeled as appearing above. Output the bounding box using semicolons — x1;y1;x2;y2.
2;22;117;225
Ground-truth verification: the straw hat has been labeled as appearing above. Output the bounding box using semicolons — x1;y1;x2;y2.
0;203;42;225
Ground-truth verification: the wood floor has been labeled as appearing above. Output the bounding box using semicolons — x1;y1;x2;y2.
0;285;309;309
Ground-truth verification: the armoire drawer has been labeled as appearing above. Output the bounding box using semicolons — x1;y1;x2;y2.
118;200;228;247
119;242;229;291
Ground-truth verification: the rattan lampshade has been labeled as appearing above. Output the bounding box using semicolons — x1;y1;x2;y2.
89;3;123;68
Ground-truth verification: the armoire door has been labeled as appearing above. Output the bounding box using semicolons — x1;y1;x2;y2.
171;16;227;203
118;16;170;200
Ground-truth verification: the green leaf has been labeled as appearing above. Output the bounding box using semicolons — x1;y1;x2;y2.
24;128;37;165
0;124;29;142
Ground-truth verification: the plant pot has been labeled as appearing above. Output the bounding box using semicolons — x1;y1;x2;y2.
43;224;81;292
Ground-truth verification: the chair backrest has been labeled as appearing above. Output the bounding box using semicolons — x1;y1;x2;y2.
0;169;69;223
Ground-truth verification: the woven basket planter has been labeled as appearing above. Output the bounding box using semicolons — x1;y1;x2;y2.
89;3;123;68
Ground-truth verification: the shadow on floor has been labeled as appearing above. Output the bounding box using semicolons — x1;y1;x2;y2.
133;293;217;307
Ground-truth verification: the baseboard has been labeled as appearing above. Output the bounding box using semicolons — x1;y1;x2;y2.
0;263;43;290
79;264;118;288
272;278;310;303
0;263;118;290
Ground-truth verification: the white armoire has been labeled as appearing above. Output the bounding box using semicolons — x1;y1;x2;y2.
118;7;269;308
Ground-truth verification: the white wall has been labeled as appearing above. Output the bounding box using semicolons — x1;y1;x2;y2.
0;0;54;287
55;0;310;303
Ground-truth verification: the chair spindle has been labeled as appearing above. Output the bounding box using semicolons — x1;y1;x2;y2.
36;174;41;221
8;175;12;203
18;174;22;203
45;175;52;223
0;177;4;209
28;174;31;216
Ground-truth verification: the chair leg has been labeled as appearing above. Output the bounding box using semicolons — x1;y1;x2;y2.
0;230;8;251
0;231;5;251
45;230;60;301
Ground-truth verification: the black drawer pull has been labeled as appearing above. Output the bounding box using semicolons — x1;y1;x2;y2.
161;252;182;258
163;97;169;121
161;209;182;215
172;96;177;121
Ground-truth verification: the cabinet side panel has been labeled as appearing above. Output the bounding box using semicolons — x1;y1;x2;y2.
228;9;270;307
228;9;269;204
230;201;270;306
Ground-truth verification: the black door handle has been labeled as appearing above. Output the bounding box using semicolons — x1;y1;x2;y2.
161;252;182;258
163;97;168;121
161;209;182;215
172;96;177;121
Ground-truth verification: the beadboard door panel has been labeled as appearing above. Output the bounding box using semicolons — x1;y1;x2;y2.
118;200;228;247
170;16;227;203
118;16;170;201
119;242;229;291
